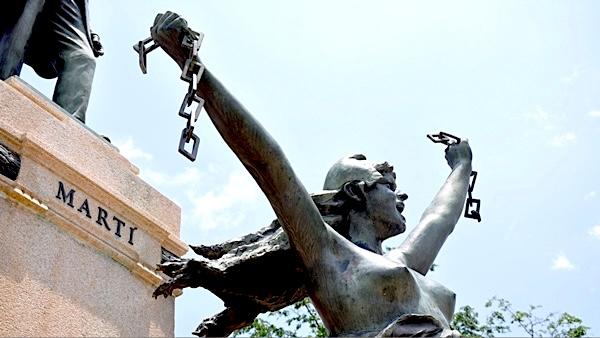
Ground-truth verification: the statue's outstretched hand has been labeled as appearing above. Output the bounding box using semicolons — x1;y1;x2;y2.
151;11;193;69
445;140;472;169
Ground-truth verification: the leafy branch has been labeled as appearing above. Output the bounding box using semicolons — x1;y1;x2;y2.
234;295;590;337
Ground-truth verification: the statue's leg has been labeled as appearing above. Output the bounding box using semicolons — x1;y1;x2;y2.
43;0;96;123
53;49;95;123
0;0;46;79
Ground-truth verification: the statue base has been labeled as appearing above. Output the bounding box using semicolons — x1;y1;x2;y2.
0;77;187;336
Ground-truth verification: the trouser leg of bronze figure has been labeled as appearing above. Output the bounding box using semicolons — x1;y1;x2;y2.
45;0;96;123
0;0;46;79
52;49;95;123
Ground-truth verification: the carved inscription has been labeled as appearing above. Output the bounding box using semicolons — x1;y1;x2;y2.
56;181;138;245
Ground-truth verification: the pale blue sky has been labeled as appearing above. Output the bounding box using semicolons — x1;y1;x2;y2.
23;1;600;336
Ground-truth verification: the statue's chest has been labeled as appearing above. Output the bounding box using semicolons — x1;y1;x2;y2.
339;259;422;311
314;254;455;335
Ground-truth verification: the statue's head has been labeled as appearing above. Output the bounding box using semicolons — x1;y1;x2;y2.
313;154;408;243
323;154;393;190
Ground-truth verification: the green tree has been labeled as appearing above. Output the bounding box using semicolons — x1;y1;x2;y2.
451;297;589;338
233;299;327;338
234;296;589;337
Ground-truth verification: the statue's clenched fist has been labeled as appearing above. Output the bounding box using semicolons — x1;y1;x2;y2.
445;140;472;169
151;11;193;69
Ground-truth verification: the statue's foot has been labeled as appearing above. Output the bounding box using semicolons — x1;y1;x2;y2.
152;279;181;299
153;257;220;298
153;258;193;298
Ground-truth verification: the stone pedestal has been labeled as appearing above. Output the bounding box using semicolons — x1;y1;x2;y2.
0;77;187;336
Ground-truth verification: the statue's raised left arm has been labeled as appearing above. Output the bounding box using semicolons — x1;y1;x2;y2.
388;140;472;275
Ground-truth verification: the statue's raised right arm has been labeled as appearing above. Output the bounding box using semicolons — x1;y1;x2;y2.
151;12;329;270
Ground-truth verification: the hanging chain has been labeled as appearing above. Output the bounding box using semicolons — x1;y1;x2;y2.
465;171;481;222
176;30;205;161
133;28;205;161
427;131;481;222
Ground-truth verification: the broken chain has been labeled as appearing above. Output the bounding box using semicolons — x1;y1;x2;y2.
427;131;481;222
465;171;481;222
133;28;205;162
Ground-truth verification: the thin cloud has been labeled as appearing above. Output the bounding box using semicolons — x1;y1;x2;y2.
589;225;600;239
525;106;551;124
114;136;153;161
587;111;600;118
524;106;564;131
141;166;203;187
550;132;576;147
584;191;597;200
524;107;575;147
138;164;263;231
551;253;575;271
187;170;262;230
140;168;168;185
561;66;581;84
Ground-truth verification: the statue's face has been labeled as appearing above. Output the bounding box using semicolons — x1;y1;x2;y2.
364;172;408;240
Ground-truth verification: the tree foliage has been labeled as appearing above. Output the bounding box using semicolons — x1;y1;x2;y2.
451;297;589;338
232;298;327;338
233;296;589;337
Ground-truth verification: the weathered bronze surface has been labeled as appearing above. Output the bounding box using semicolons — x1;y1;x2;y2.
149;12;474;337
0;142;21;181
156;221;306;336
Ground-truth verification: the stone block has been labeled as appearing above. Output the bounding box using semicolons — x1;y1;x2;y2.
0;77;186;336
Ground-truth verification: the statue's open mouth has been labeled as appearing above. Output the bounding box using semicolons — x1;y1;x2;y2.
396;202;405;214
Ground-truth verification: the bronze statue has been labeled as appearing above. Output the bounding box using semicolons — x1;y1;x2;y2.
0;0;103;123
150;12;473;337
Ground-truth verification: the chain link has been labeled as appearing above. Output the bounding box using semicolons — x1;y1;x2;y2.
133;28;205;162
426;131;461;145
427;131;482;222
464;171;481;222
176;30;205;161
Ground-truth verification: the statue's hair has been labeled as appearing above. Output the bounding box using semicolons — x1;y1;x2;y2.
374;161;395;179
347;154;395;176
313;155;396;238
311;190;353;236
